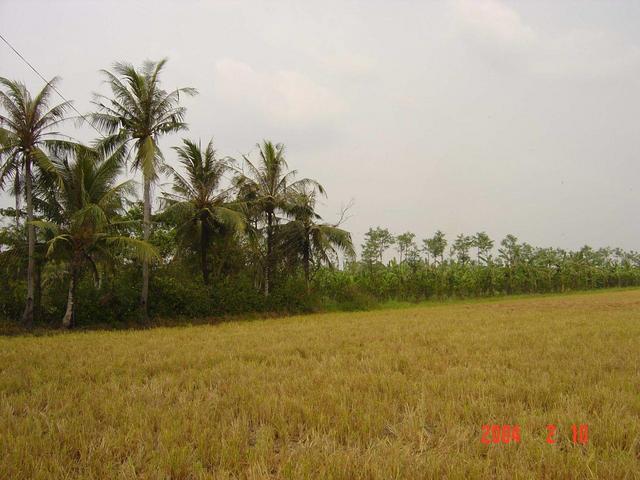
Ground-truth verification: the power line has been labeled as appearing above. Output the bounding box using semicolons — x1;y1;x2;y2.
0;31;105;138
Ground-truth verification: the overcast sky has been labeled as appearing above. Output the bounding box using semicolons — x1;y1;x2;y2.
1;0;639;253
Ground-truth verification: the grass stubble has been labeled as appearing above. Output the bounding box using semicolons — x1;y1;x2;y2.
1;290;639;479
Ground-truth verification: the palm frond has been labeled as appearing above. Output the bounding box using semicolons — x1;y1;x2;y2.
106;236;159;262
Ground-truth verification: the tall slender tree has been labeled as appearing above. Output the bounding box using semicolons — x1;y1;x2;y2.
396;232;416;264
235;141;322;296
361;227;395;266
35;143;157;328
423;230;447;266
473;231;494;264
91;59;196;320
0;77;70;326
451;234;473;264
162;139;243;284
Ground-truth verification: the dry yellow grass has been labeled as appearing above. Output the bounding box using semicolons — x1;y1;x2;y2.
1;290;640;479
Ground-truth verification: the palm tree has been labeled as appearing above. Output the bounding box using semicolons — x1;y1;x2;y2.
90;59;196;320
34;144;157;328
0;77;71;326
282;189;354;291
161;139;243;284
235;140;323;296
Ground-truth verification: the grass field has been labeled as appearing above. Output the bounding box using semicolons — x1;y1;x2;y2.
1;290;640;479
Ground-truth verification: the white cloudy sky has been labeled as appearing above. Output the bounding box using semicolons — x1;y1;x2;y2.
1;0;639;252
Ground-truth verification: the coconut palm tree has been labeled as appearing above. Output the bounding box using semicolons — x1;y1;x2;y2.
90;59;196;320
235;140;323;296
281;189;354;291
34;144;157;328
0;77;71;326
161;139;243;284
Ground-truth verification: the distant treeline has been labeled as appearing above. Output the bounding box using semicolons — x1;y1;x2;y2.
326;227;640;306
1;61;638;329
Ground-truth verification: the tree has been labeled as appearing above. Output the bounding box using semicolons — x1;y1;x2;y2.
281;188;354;291
35;144;157;328
498;234;520;268
498;234;522;293
91;59;197;320
451;234;473;264
404;243;422;267
396;232;416;264
162;139;243;284
423;230;447;265
473;231;494;264
235;140;322;296
0;77;71;326
361;227;395;266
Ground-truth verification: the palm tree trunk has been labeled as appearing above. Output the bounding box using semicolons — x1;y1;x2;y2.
265;210;273;297
303;235;310;293
140;177;151;321
21;154;35;327
15;196;20;229
14;165;20;229
62;261;78;329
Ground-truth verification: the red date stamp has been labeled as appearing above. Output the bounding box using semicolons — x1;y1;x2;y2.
547;424;589;444
481;424;521;444
482;424;588;444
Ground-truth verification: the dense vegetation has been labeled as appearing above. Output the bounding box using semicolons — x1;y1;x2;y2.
1;60;639;329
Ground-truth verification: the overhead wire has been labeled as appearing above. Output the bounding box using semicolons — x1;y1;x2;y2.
0;31;105;138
